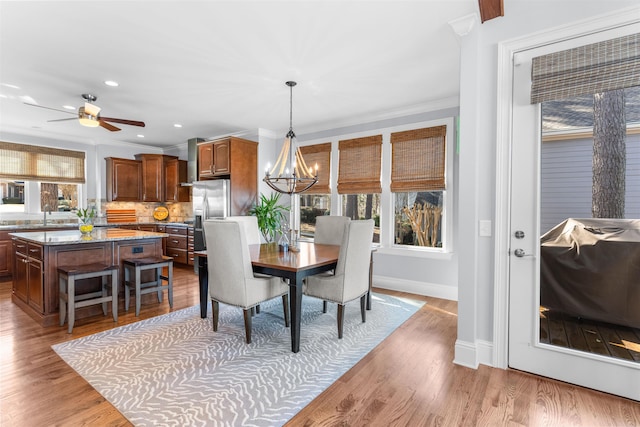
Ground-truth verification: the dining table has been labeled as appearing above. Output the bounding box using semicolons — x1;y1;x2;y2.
196;241;342;353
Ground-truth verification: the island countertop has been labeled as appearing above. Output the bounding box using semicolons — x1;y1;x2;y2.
9;228;167;245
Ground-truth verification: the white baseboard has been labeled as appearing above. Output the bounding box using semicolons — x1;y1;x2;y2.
373;275;458;301
454;339;495;369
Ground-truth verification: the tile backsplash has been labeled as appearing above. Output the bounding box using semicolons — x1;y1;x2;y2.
100;201;193;223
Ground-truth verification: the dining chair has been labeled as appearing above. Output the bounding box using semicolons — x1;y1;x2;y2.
314;215;351;246
313;215;351;312
304;219;374;339
224;215;261;244
204;219;290;343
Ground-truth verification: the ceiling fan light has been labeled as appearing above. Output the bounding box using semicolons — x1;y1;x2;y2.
78;117;100;127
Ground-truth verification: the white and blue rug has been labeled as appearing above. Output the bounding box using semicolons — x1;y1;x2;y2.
52;293;423;427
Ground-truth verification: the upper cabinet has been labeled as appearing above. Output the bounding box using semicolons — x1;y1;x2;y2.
106;155;188;203
135;154;178;202
198;139;231;177
106;157;142;202
197;137;258;215
165;158;189;202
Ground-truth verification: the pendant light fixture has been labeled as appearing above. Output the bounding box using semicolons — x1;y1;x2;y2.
263;81;318;195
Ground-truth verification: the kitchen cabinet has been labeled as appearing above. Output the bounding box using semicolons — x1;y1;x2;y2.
197;137;258;215
187;226;195;266
135;154;180;202
106;157;142;202
13;240;44;314
198;139;232;178
0;231;12;277
165;225;188;264
165;158;190;202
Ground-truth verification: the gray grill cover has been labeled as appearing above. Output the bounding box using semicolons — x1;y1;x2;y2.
540;218;640;328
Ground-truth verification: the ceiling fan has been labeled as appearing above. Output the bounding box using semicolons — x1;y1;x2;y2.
25;93;145;132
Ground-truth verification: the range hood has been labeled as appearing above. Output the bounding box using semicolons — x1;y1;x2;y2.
182;137;204;186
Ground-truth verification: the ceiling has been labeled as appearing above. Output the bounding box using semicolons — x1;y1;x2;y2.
0;1;479;150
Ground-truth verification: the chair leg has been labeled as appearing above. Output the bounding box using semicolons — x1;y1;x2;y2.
124;265;131;311
360;295;367;323
135;266;142;316
282;294;290;327
323;300;328;313
101;274;108;316
59;275;67;327
212;300;219;331
67;276;76;334
337;304;344;339
255;304;260;314
156;266;163;303
243;308;252;344
111;270;118;323
167;262;173;309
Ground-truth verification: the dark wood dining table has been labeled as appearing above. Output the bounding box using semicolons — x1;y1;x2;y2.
195;241;341;353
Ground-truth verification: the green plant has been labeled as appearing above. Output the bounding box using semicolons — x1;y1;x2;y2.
76;207;96;224
249;193;289;243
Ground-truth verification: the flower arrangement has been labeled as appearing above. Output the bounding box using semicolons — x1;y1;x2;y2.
76;207;96;234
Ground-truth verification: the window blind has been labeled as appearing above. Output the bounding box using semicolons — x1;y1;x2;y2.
337;135;382;194
299;142;331;194
390;125;446;192
531;33;640;104
0;141;86;183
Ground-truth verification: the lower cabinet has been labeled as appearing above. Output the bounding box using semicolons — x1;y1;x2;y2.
0;231;13;277
13;240;44;314
165;225;188;264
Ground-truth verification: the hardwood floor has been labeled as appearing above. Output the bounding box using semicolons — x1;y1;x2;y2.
1;266;638;426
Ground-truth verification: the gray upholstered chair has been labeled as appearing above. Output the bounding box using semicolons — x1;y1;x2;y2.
304;219;374;338
314;215;351;245
224;215;261;245
204;219;290;343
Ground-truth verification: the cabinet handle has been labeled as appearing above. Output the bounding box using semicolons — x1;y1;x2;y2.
16;244;26;248
172;254;179;257
171;240;179;244
29;249;38;253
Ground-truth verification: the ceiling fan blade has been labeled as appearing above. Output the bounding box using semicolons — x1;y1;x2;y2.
24;102;76;115
100;116;145;127
99;120;121;132
47;118;78;122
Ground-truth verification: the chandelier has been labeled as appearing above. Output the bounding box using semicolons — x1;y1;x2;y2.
264;81;318;195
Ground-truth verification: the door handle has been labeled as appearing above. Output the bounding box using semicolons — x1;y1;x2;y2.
513;248;534;257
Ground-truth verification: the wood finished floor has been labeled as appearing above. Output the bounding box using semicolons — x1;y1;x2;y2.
1;266;638;426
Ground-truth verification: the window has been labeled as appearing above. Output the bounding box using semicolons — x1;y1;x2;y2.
0;142;85;215
299;143;331;238
338;135;382;242
391;125;447;249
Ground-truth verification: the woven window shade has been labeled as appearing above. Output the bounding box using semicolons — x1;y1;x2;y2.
391;125;446;192
0;141;85;183
531;33;640;104
337;135;382;194
299;142;331;194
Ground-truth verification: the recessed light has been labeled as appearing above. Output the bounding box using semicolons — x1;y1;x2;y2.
174;124;182;128
104;80;119;87
63;105;75;110
137;134;145;138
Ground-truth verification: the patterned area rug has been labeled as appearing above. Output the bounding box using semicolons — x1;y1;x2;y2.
53;293;423;427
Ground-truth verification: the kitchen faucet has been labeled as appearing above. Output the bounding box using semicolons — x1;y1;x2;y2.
43;204;51;225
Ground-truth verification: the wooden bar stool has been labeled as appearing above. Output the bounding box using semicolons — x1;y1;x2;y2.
58;263;119;333
123;256;174;316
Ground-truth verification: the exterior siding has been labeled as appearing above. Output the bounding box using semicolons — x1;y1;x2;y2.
541;132;640;234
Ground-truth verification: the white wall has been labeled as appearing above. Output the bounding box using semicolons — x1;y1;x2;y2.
456;1;639;368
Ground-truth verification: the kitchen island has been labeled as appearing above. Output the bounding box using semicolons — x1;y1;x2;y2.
10;228;166;327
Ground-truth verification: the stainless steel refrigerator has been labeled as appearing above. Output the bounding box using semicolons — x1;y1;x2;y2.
192;179;230;251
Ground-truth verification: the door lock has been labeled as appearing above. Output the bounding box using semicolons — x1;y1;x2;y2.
514;230;525;239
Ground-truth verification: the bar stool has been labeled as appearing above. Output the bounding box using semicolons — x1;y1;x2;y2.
58;263;119;333
123;256;174;316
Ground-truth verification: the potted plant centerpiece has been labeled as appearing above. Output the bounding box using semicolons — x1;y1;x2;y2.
249;192;289;243
76;206;96;235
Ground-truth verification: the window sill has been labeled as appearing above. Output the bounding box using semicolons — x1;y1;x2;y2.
375;245;454;260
